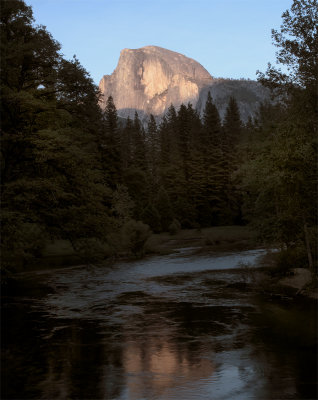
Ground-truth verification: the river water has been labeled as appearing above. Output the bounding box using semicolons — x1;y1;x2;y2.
2;248;317;399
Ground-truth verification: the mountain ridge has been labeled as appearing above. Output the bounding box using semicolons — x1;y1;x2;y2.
99;46;269;122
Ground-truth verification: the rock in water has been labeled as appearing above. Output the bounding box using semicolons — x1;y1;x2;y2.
99;46;269;122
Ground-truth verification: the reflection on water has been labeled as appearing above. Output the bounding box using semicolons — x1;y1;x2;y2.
123;339;214;399
2;249;317;399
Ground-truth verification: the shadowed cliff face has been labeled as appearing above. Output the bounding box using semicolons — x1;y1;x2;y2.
99;46;269;121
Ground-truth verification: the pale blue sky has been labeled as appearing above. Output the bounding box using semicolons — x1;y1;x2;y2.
27;0;292;84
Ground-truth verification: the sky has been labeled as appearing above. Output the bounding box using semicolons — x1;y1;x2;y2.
27;0;292;85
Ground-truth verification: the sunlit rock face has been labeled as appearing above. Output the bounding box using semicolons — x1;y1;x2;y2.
99;46;213;118
99;46;269;122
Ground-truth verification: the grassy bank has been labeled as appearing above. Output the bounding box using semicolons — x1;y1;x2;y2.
18;225;259;272
145;225;260;256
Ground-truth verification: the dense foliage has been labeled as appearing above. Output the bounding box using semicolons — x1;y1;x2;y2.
241;0;317;272
1;0;113;272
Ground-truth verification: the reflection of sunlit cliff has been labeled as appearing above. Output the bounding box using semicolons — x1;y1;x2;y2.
37;323;126;400
123;337;214;399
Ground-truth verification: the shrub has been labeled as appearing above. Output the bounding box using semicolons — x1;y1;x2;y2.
122;219;151;256
168;219;181;235
140;204;161;233
71;238;112;262
1;213;47;274
270;247;308;277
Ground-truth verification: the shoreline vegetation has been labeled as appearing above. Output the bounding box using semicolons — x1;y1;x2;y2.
7;225;317;300
8;225;260;272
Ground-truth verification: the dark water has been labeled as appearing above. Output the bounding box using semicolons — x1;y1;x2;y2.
2;249;317;400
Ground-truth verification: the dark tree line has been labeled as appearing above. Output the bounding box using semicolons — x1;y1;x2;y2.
99;92;246;233
240;0;317;273
1;0;317;274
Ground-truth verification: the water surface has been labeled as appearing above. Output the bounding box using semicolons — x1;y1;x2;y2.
2;249;317;399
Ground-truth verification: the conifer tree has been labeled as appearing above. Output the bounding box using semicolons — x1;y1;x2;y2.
171;103;199;226
200;92;225;225
176;103;191;181
222;96;243;223
102;95;122;187
121;116;133;170
166;104;178;127
158;116;170;166
146;114;159;190
132;111;147;172
122;112;149;220
158;105;179;189
223;96;242;149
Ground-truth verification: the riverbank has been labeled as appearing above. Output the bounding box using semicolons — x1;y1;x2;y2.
4;225;317;301
1;225;259;285
145;225;259;255
265;269;317;300
15;225;259;273
242;252;318;300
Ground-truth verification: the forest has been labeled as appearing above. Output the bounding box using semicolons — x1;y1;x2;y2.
1;0;317;278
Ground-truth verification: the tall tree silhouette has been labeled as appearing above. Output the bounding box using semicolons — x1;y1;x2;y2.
200;92;225;225
102;95;122;187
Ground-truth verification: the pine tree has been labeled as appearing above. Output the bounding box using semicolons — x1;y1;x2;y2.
221;96;243;223
200;92;225;225
102;95;122;187
176;104;191;181
121;116;133;170
158;116;169;166
158;104;179;188
166;104;178;127
146;114;159;193
172;103;200;226
122;112;149;220
131;111;147;172
223;96;242;149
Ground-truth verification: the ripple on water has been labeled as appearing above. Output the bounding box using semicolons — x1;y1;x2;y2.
3;248;317;400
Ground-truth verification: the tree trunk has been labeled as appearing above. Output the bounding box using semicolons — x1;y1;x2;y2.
303;218;314;273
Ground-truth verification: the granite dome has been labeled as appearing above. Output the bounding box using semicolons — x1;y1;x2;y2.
99;46;269;122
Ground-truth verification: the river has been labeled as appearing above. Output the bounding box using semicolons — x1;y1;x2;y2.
2;248;317;399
